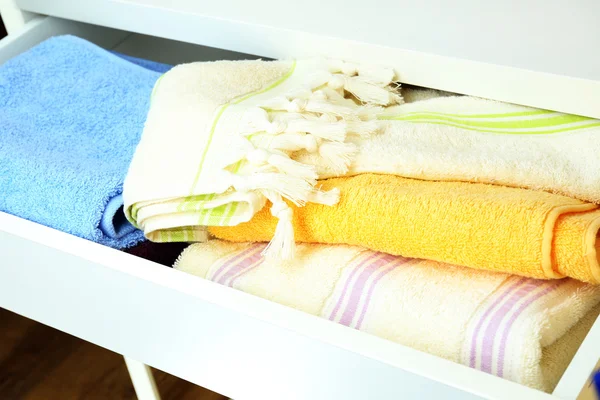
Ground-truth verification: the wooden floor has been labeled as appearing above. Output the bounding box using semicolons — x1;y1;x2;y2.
0;307;227;400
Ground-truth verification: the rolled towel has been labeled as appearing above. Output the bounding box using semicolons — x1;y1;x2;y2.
0;36;168;248
123;58;401;259
175;240;600;392
296;94;600;203
211;174;600;284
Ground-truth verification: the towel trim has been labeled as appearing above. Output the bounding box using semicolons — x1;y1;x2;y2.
382;109;600;135
542;203;596;279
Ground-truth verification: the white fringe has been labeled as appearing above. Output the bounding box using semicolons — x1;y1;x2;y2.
227;58;400;259
308;187;340;206
263;152;318;181
286;118;346;142
318;141;357;175
261;192;295;260
347;119;381;137
231;172;314;207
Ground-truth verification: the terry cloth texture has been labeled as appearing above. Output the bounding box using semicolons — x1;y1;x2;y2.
124;58;400;258
210;174;600;284
297;94;600;204
0;35;167;248
175;240;600;392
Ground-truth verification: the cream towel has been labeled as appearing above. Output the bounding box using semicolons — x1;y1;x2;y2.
123;59;400;258
210;174;600;284
296;94;600;203
175;240;600;392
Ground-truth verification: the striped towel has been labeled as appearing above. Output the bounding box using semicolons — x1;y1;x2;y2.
175;240;600;392
123;58;400;259
295;93;600;203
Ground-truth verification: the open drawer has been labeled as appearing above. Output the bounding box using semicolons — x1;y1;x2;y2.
0;15;599;400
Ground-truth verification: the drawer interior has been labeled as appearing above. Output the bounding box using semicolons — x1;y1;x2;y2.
1;15;600;400
0;16;257;66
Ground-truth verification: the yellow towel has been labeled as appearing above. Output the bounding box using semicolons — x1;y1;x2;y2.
210;174;600;284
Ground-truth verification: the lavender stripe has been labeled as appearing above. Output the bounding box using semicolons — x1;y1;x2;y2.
479;280;544;373
327;252;382;320
338;253;397;326
210;243;261;282
469;277;525;368
227;252;268;288
354;259;407;330
497;281;561;377
216;245;264;286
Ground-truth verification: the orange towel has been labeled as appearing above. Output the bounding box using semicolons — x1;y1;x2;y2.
210;174;600;284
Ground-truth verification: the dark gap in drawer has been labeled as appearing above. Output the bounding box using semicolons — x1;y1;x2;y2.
123;241;188;267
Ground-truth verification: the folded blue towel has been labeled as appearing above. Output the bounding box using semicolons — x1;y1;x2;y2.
0;35;172;248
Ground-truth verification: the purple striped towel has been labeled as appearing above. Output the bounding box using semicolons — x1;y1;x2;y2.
175;240;600;393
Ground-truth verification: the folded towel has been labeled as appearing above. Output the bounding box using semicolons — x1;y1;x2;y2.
123;59;401;258
296;94;600;203
210;174;600;284
175;240;600;392
0;36;167;248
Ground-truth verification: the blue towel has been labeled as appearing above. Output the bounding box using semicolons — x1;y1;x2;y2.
0;35;172;248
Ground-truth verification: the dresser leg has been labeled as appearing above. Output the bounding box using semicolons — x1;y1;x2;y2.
124;356;161;400
0;0;35;34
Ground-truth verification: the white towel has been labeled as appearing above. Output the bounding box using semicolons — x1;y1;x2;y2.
296;92;600;203
123;59;400;258
175;240;600;392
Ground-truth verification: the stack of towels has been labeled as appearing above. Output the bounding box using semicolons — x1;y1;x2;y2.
3;37;600;393
0;35;171;248
123;58;600;393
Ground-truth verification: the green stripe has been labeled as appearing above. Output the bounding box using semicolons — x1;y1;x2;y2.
389;119;600;135
389;113;591;129
182;103;229;211
232;61;297;105
382;109;554;120
180;61;297;214
169;230;186;242
150;73;166;101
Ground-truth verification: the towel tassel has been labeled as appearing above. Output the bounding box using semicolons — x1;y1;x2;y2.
261;132;356;175
305;64;403;107
231;59;400;260
347;119;380;138
317;141;357;175
261;193;295;260
262;97;358;120
246;148;318;181
329;74;402;106
283;118;347;142
308;187;340;206
231;172;313;207
241;108;348;143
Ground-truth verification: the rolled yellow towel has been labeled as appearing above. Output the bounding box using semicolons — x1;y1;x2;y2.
210;174;600;284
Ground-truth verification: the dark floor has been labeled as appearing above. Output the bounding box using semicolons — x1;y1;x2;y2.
1;16;7;38
0;307;226;400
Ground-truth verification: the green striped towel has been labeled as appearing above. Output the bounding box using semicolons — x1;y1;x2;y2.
123;58;400;258
296;92;600;203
